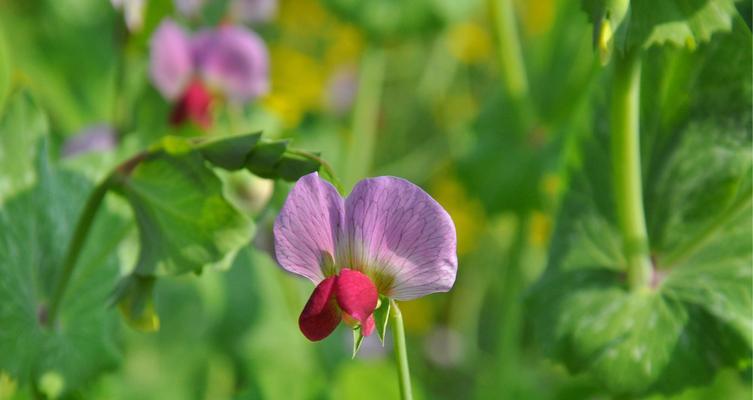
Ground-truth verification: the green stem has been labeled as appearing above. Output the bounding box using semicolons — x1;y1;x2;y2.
46;176;112;327
488;0;528;100
612;50;652;290
390;300;413;400
343;45;385;189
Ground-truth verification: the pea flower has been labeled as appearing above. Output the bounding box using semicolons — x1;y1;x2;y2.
274;173;457;341
149;19;269;128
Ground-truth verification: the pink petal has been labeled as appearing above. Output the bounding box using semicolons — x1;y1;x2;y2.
335;269;378;329
194;25;269;102
343;177;458;300
149;19;194;100
274;173;344;283
299;277;341;341
361;314;375;336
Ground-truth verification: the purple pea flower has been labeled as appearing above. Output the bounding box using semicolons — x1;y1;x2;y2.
149;19;269;128
274;173;458;341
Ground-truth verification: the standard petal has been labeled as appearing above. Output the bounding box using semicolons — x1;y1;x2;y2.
150;19;194;100
194;25;269;102
274;172;344;283
335;269;378;328
343;177;458;300
299;277;341;341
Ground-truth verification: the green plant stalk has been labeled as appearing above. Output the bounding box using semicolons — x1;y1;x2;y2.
390;300;413;400
488;0;529;100
46;176;112;327
611;50;652;290
343;45;385;190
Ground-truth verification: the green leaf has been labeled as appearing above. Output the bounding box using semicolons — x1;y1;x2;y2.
0;142;128;394
583;0;739;51
113;151;252;277
529;22;752;396
373;296;391;344
245;140;288;178
196;132;262;171
110;150;253;329
0;91;47;203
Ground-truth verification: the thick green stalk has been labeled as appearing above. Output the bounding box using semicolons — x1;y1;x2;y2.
488;0;528;100
390;300;413;400
611;50;652;290
343;45;385;189
46;177;112;327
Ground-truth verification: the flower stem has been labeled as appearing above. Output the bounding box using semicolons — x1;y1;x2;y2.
46;176;112;327
488;0;528;100
344;44;385;189
390;300;413;400
611;50;652;290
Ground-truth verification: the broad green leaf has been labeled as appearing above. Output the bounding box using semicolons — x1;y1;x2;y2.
113;151;252;277
529;20;752;396
245;140;288;178
0;143;128;394
0;91;47;203
583;0;739;52
110;151;253;328
196;132;262;171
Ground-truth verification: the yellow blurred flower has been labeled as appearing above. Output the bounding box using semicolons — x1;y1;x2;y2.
446;22;492;64
263;45;326;127
431;174;485;255
529;210;552;248
324;25;363;69
516;0;555;36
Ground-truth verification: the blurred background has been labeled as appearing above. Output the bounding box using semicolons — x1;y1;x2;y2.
0;0;751;399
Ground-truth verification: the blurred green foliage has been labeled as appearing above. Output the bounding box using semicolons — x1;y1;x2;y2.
0;0;751;399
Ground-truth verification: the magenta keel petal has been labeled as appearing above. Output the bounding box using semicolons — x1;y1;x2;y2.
299;277;341;341
335;269;378;325
149;19;194;100
274;173;344;283
343;177;458;300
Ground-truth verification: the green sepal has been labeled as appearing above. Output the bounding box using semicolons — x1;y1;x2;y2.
275;152;321;182
373;295;391;344
245;140;288;178
196;132;262;170
111;275;160;332
352;326;366;359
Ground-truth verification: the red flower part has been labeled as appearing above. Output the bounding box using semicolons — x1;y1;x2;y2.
169;80;213;129
298;269;378;341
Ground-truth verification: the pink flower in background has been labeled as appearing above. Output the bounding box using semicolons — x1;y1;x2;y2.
230;0;278;24
61;124;117;158
274;173;458;341
149;19;269;128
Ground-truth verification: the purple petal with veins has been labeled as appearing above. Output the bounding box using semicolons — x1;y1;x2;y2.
274;173;344;284
194;25;269;103
274;173;457;300
149;19;194;100
343;176;457;299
